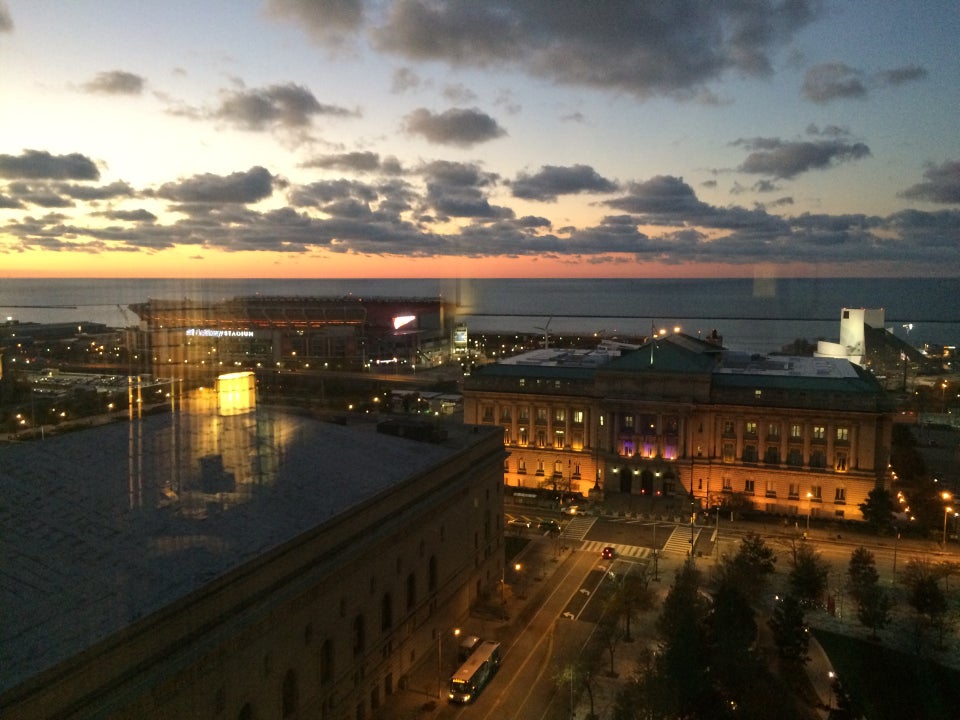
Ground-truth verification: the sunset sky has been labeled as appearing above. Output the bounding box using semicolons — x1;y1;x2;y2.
0;1;958;279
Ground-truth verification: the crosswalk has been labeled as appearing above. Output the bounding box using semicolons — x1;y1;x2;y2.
580;540;651;559
663;525;702;554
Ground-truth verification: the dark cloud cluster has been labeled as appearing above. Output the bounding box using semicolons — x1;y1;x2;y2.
81;70;145;95
511;165;617;201
0;150;100;180
733;137;871;179
404;107;506;147
214;83;352;131
301;151;403;175
266;0;364;46
367;0;822;99
155;167;276;204
900;160;960;204
802;62;928;104
1;145;957;271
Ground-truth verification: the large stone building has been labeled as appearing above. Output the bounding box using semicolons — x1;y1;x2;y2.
0;379;504;719
462;333;895;522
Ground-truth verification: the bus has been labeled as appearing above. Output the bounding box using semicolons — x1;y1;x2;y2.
448;640;502;703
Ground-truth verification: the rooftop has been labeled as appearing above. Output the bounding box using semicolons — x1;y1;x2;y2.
0;406;471;694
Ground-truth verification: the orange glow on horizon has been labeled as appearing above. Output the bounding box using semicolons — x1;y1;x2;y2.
0;246;912;280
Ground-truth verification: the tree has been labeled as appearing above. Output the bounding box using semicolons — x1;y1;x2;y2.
901;558;950;652
787;541;829;607
610;565;656;642
768;594;809;664
847;546;879;602
856;581;892;639
719;531;776;598
858;486;896;532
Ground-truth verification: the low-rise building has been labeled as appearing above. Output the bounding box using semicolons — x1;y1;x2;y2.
1;381;504;719
463;333;894;522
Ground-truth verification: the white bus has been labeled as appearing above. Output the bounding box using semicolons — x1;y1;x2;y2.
448;640;501;703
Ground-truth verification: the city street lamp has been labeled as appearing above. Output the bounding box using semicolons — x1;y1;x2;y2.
943;491;953;546
437;627;461;699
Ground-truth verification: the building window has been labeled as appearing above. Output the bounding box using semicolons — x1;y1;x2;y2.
623;414;635;429
519;378;525;388
810;450;826;469
621;439;635;456
503;458;509;472
554;430;565;449
536;430;546;448
406;573;416;612
573;409;585;424
482;405;494;422
768;423;780;439
553;460;563;477
742;445;758;463
282;671;298;718
503;427;511;445
744;421;757;436
787;447;803;467
835;452;848;472
722;477;732;491
518;407;529;422
572;462;581;478
536;459;545;475
535;407;548;424
517;458;526;474
572;431;584;451
812;425;826;441
835;487;846;504
810;485;822;501
765;480;776;497
320;640;334;684
722;443;735;463
500;407;511;422
836;427;849;443
554;380;561;389
744;479;755;494
554;408;566;423
764;445;780;464
353;615;365;655
518;427;528;445
789;483;800;499
790;423;802;439
723;420;735;436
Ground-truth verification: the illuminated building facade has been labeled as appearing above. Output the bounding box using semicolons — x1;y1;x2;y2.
463;334;895;522
0;389;504;720
127;295;457;379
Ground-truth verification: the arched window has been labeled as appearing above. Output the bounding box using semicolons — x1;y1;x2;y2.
381;592;393;631
281;670;298;718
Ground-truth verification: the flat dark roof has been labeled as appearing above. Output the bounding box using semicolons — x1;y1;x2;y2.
0;408;468;694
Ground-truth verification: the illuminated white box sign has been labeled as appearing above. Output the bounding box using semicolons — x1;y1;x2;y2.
186;328;255;338
393;315;416;330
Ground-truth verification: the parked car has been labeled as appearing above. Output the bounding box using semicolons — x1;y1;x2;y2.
538;519;561;533
508;518;532;528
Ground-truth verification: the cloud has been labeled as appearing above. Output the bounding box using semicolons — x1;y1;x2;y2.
214;83;352;131
371;1;821;99
900;160;960;204
511;164;617;201
391;67;421;93
155;166;276;204
301;151;403;174
0;150;100;180
404;107;506;147
802;63;866;103
99;209;158;223
266;0;364;46
605;176;711;216
81;70;145;95
878;64;928;86
803;62;928;103
734;137;871;178
0;1;11;32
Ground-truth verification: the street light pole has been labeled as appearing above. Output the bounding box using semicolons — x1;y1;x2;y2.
944;506;953;547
